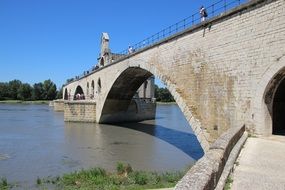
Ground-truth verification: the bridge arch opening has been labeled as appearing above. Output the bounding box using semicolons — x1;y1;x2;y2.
273;77;285;135
64;88;68;100
87;82;89;97
264;67;285;135
91;80;95;99
97;78;102;94
99;67;153;123
74;85;85;100
100;58;104;67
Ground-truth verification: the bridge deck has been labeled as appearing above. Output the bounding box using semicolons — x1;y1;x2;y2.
232;136;285;190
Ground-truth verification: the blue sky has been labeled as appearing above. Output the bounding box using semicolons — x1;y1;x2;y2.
0;0;217;88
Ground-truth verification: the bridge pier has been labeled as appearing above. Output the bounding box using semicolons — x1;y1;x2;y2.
53;98;156;123
64;101;97;122
53;99;65;112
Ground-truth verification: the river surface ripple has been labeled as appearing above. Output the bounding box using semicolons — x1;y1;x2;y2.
0;103;203;187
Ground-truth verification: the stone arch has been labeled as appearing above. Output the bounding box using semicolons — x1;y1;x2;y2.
262;67;285;135
98;66;209;150
91;80;95;99
97;78;102;93
87;82;89;97
100;58;104;67
253;56;285;136
64;88;68;100
73;85;85;100
143;81;148;98
272;77;285;135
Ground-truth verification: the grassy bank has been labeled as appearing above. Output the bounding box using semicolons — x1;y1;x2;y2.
34;163;186;190
0;100;50;104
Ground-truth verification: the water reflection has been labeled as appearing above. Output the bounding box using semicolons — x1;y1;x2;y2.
0;103;204;187
117;122;204;160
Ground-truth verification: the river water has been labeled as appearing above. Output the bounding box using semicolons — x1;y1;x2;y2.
0;103;203;187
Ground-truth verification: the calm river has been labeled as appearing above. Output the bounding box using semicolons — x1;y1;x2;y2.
0;103;203;187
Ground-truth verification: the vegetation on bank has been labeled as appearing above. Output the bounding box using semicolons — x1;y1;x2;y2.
155;85;175;102
0;178;10;190
224;175;233;190
0;163;186;190
0;79;62;101
41;163;185;190
0;100;50;104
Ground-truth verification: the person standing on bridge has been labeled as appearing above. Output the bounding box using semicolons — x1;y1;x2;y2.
128;46;134;54
200;6;208;22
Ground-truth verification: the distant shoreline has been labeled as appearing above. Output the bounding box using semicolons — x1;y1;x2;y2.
0;100;50;104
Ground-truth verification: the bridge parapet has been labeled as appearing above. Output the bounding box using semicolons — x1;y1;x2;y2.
175;125;247;190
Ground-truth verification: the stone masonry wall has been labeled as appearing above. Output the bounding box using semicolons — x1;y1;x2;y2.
64;0;285;150
64;101;96;122
53;100;64;112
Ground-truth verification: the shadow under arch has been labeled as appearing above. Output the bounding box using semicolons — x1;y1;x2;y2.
100;58;104;67
99;67;153;123
116;122;204;160
264;67;285;135
97;78;102;93
64;88;68;100
99;65;209;150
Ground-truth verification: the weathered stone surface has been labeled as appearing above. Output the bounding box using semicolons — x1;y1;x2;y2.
215;132;248;190
53;99;64;112
174;125;245;190
64;101;96;122
210;125;245;162
63;0;285;150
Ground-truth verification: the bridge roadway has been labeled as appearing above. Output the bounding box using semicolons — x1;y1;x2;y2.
231;136;285;190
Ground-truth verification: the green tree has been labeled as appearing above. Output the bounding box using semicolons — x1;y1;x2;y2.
8;80;22;99
56;87;63;99
32;82;44;100
17;83;32;100
43;79;57;100
154;84;175;102
0;82;9;100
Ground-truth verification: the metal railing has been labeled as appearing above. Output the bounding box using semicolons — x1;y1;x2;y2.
66;0;247;85
116;0;246;56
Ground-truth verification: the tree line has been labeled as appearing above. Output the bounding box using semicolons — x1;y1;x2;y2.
0;79;62;101
154;85;175;102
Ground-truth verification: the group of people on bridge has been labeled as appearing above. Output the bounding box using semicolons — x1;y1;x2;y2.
75;93;85;100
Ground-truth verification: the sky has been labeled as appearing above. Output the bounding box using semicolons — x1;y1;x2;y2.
0;0;214;88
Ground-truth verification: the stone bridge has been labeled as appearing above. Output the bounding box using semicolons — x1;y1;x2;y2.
63;0;285;151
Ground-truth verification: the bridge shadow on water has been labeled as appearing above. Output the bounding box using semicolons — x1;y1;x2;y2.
116;122;204;161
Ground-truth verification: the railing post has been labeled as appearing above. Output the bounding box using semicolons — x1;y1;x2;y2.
176;23;178;32
105;0;245;66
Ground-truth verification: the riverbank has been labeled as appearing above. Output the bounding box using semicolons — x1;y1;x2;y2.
1;163;186;190
0;100;50;104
